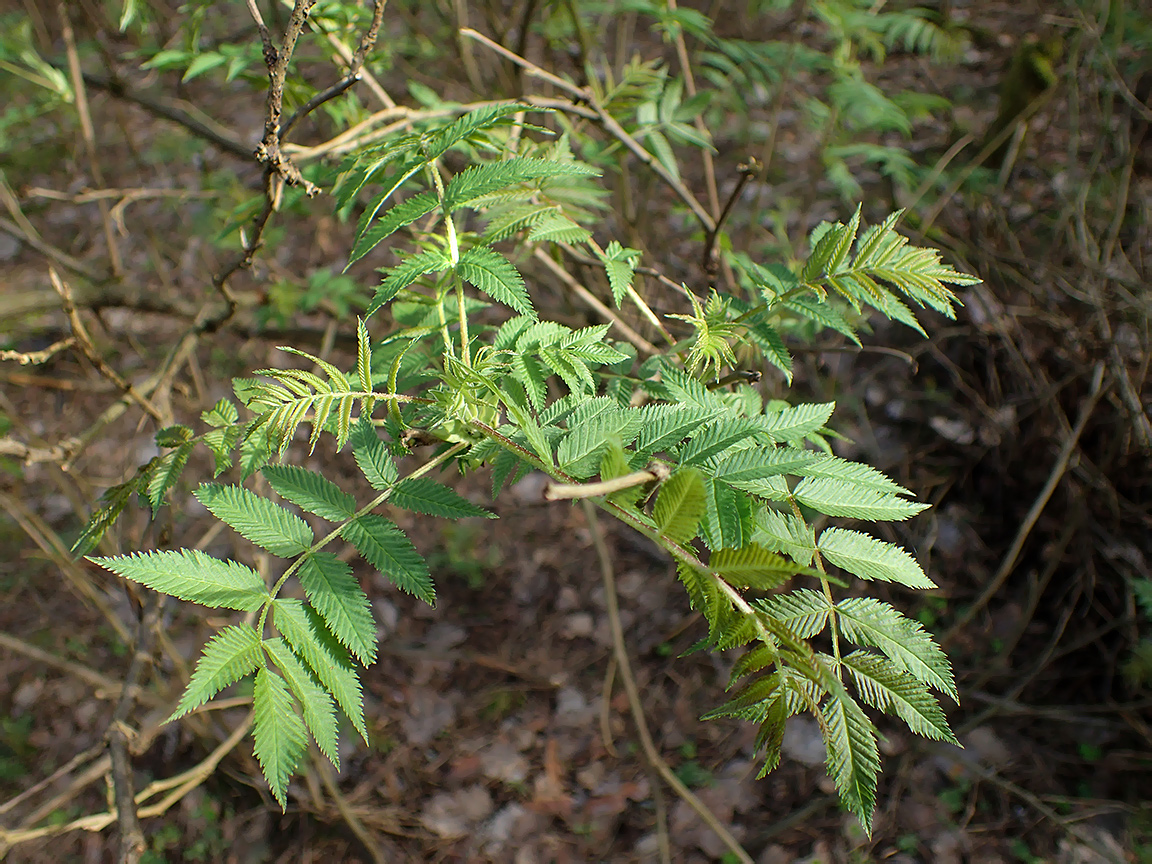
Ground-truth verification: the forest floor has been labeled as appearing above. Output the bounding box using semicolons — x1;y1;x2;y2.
1;1;1149;863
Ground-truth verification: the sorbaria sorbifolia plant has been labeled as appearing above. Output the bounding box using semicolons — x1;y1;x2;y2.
79;100;978;829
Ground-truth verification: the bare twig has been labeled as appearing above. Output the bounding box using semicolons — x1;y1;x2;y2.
252;0;321;194
0;490;131;643
0;716;253;854
920;87;1058;233
0;338;75;366
943;362;1106;644
107;594;164;864
82;72;252;160
702;159;760;275
315;755;387;864
280;0;387;139
0;216;102;280
461;27;716;232
50;268;164;422
544;463;668;501
59;3;123;277
0;631;150;702
952;757;1126;864
0;744;104;818
581;500;754;864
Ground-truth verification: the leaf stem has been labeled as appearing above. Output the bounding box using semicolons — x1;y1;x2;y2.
255;440;468;638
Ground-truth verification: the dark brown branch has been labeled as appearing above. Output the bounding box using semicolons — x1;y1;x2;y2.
107;593;164;864
252;0;320;194
81;72;252;161
280;0;387;139
702;158;760;275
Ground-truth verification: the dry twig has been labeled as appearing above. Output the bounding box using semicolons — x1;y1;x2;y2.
943;362;1106;644
581;500;754;864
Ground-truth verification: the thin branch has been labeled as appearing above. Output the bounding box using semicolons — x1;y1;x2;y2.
702;158;760;274
943;362;1106;644
667;0;720;219
0;216;102;281
460;27;715;232
107;594;164;864
544;463;668;501
280;0;387;139
59;3;123;277
0;338;75;366
49;268;165;422
581;501;753;864
81;72;252;160
252;0;321;194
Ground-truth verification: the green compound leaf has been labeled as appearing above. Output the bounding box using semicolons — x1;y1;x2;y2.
710;543;806;590
369;248;452;314
699;477;752;552
442;156;599;210
273;599;366;741
298;552;377;666
840;650;957;744
146;442;193;514
755;588;831;638
194;484;313;558
817;527;935;589
797;457;911;495
262;465;357;522
634;404;721;456
455;245;534;317
155;424;194;447
708;446;821;485
263;637;340;768
348;191;438;265
169;624;262;721
762;402;835;443
701;672;781;721
90;550;270;612
835;597;957;700
595;240;641;307
792;477;929;522
350;416;397;490
821;689;879;834
389;477;494;520
754;508;817;566
654;468;707;545
252;666;309;810
341;514;435;605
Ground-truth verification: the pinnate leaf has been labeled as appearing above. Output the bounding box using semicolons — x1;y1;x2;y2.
263;637;340;767
792;477;928;521
341;515;435;605
822;690;879;833
455;246;534;317
169;624;262;720
298;552;377;665
194;483;313;557
252;667;309;810
90;550;270;612
835;597;956;700
350;416;397;490
711;543;805;589
817;527;935;589
840;651;956;743
262;465;356;522
273;599;367;741
390;477;494;519
654;468;706;545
